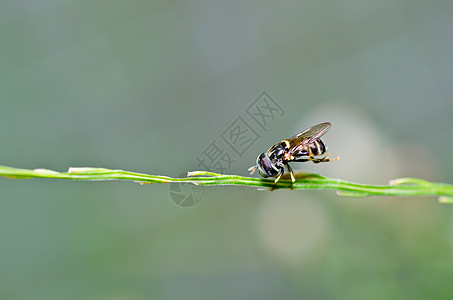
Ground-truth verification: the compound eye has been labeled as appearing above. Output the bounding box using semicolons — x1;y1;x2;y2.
258;153;279;177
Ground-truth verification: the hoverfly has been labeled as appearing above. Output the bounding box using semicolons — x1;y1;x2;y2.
248;122;338;188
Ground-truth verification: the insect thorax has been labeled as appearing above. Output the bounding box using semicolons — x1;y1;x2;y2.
266;142;288;165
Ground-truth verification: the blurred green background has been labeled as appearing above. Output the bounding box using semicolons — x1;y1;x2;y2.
1;1;453;299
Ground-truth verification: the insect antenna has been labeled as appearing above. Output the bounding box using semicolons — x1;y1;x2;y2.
248;165;258;175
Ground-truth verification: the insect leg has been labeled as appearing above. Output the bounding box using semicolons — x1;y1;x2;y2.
286;164;295;190
312;153;340;164
274;170;283;184
270;169;284;191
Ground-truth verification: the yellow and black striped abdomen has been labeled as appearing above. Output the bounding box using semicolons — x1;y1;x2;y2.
294;139;327;158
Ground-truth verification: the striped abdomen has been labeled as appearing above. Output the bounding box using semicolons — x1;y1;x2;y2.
296;139;326;158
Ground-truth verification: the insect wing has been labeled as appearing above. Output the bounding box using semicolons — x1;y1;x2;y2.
288;122;331;156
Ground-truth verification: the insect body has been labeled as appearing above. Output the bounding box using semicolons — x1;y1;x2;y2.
248;122;338;187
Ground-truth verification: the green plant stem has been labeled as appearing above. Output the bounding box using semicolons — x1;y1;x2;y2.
1;165;452;202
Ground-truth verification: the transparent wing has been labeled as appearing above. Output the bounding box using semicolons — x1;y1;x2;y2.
288;122;331;156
